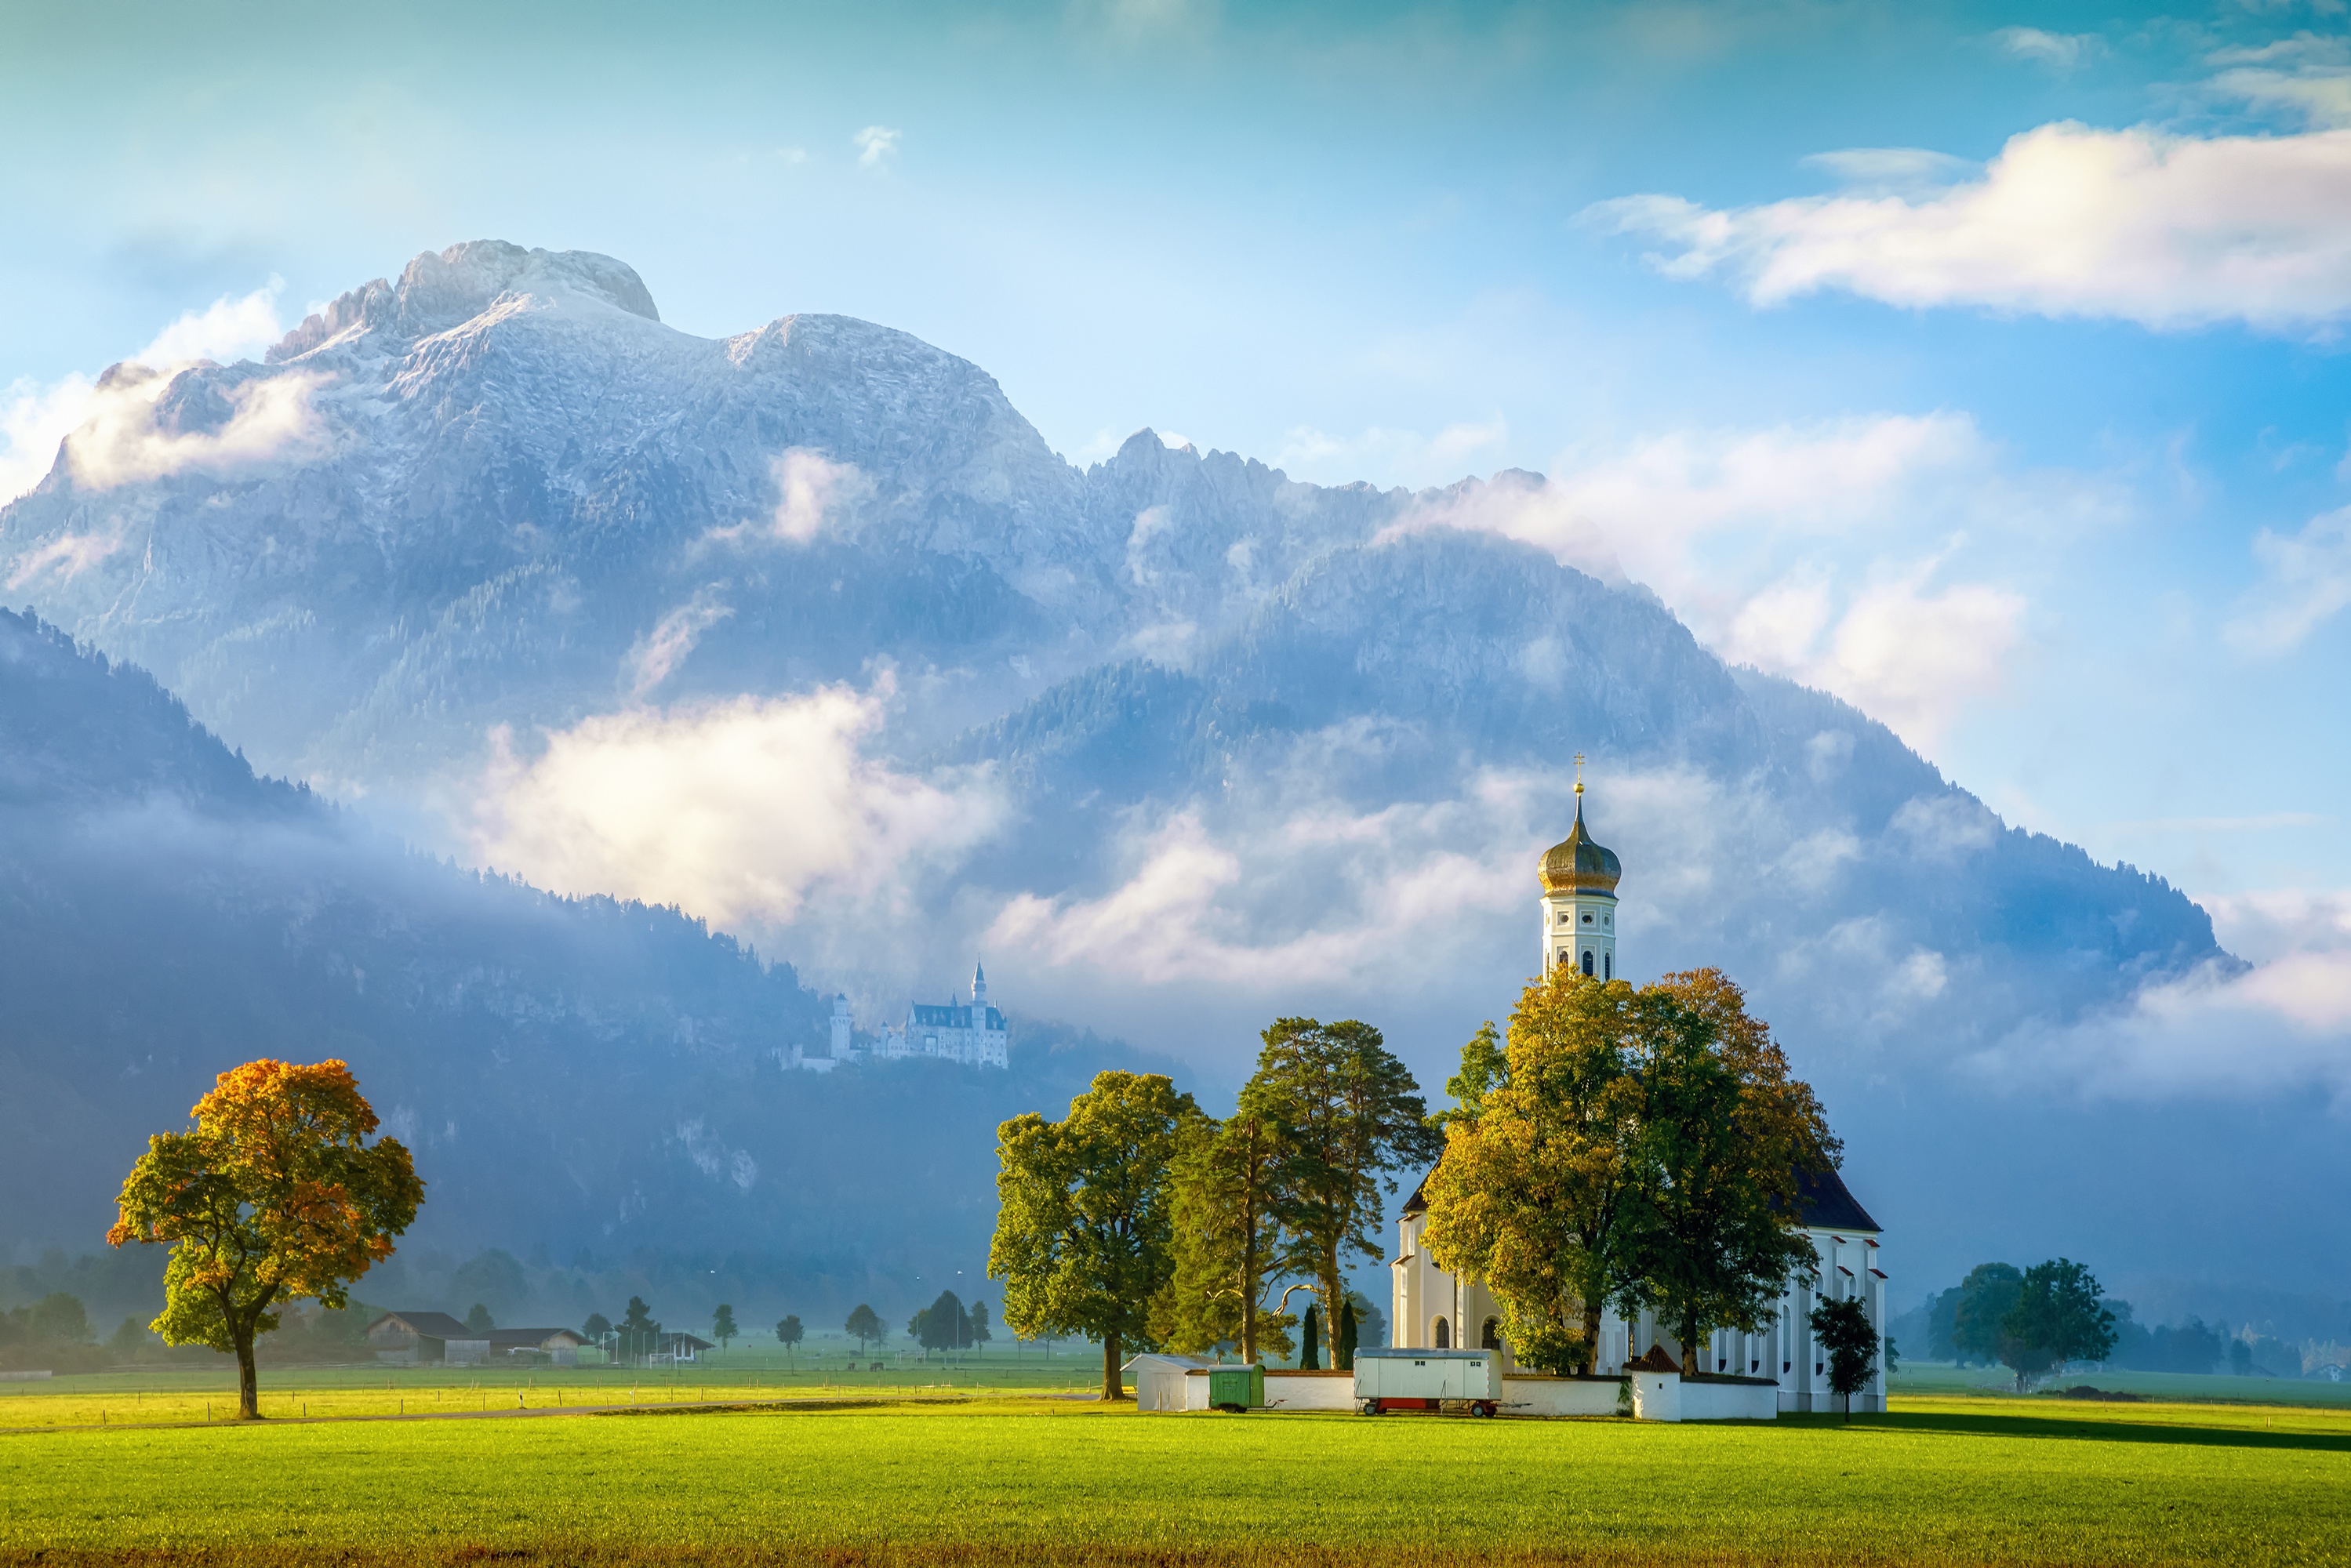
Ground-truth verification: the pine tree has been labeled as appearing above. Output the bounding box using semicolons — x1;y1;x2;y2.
1300;1302;1321;1370
1337;1298;1359;1371
712;1303;737;1353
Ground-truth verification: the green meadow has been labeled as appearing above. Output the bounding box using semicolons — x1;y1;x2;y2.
4;1392;2349;1568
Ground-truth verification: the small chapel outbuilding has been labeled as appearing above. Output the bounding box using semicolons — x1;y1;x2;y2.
1389;775;1888;1415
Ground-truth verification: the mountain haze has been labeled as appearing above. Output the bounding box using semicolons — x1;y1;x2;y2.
3;240;2328;1301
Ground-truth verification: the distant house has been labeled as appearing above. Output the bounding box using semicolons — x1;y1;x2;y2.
654;1331;714;1364
366;1312;490;1367
486;1328;590;1366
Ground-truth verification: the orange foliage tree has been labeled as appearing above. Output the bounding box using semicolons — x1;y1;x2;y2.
108;1059;423;1418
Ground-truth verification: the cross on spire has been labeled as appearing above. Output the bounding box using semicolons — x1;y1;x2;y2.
1574;752;1586;797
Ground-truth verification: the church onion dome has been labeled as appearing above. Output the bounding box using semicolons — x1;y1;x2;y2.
1539;794;1621;895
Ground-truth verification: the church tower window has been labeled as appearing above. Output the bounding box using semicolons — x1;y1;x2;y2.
1604;953;1612;980
1581;950;1594;976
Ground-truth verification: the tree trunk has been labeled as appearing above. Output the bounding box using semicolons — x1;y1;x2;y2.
1241;1224;1259;1366
234;1324;260;1418
1582;1300;1605;1376
1101;1333;1124;1400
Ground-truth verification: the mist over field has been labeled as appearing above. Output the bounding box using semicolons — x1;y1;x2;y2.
1;241;2344;1345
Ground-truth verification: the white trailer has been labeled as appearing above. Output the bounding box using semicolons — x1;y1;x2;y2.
1352;1348;1502;1417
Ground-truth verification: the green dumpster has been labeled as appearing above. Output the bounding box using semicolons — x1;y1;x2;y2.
1207;1366;1265;1411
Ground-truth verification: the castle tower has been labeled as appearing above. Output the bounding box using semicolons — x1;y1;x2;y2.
830;993;854;1061
972;959;988;1010
1538;759;1622;982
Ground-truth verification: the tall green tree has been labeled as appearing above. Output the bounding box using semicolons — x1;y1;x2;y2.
1336;1298;1359;1371
2000;1259;2117;1392
989;1071;1202;1401
619;1296;660;1363
1299;1302;1321;1369
912;1290;971;1356
1421;974;1644;1374
844;1302;883;1356
1622;971;1837;1369
775;1314;803;1366
712;1303;737;1353
1808;1297;1879;1421
968;1300;991;1356
1256;1018;1442;1339
1157;1084;1294;1364
464;1303;495;1334
107;1058;422;1419
1951;1264;2023;1368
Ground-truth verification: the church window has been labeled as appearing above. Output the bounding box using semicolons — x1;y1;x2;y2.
1558;950;1570;969
1581;950;1594;976
1581;912;1593;924
1481;1318;1500;1350
1604;953;1612;980
1433;1317;1451;1348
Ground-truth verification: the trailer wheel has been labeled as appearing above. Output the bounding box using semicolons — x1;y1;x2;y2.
1472;1401;1497;1418
1215;1402;1246;1414
1359;1399;1383;1416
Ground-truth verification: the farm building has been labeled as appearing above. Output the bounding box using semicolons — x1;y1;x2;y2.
486;1328;590;1364
365;1311;489;1366
1389;778;1891;1415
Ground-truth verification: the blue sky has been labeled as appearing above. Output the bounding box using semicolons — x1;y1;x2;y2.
4;0;2348;956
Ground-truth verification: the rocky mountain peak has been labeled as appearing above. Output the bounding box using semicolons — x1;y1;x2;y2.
267;239;660;362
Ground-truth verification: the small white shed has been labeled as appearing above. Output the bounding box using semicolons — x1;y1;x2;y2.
1126;1353;1221;1412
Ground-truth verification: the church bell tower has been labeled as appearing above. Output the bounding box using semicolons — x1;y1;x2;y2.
1538;757;1622;982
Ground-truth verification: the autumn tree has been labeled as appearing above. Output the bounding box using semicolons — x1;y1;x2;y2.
1421;973;1644;1374
107;1059;423;1419
1256;1018;1442;1341
1622;971;1837;1370
989;1071;1201;1400
1156;1083;1294;1364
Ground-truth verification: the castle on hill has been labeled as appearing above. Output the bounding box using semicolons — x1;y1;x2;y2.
1390;771;1889;1414
799;960;1009;1072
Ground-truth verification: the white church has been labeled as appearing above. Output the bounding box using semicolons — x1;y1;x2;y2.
799;960;1010;1072
1389;776;1890;1414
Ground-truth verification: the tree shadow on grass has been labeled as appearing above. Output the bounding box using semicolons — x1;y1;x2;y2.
1791;1410;2351;1457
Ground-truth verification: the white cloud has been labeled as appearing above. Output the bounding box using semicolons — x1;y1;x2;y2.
854;125;901;168
58;364;330;493
1386;415;2053;751
626;590;734;696
135;281;285;367
470;681;1004;929
1586;120;2351;331
1994;27;2101;69
2223;505;2351;655
0;282;291;507
2210;34;2351;129
1976;950;2351;1101
0;373;97;506
1971;887;2351;1101
986;780;1535;990
702;448;873;548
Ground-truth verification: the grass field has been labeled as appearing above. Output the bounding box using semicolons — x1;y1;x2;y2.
4;1391;2348;1567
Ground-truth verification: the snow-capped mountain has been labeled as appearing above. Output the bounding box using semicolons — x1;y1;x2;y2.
5;241;2306;1290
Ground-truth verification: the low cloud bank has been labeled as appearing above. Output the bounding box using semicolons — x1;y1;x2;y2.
471;681;1005;927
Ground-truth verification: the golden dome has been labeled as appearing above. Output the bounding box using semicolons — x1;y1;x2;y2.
1539;792;1621;895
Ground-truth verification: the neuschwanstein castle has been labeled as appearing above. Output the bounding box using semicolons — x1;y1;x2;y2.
797;960;1009;1072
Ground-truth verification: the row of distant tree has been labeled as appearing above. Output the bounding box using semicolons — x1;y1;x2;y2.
1917;1265;2333;1382
983;967;1869;1402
